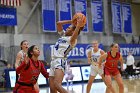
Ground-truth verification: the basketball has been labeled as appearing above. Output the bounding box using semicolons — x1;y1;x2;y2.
72;12;86;27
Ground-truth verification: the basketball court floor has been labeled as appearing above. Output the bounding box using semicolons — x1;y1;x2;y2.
1;78;140;93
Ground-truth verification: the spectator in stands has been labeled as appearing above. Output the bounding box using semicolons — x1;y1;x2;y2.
126;51;135;78
137;61;140;67
6;63;12;69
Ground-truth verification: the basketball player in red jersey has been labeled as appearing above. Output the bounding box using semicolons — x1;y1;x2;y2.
13;45;49;93
98;43;124;93
15;40;40;93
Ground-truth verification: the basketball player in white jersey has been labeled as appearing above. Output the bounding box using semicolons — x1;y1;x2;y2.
86;40;110;93
15;40;39;93
49;17;85;93
15;40;29;78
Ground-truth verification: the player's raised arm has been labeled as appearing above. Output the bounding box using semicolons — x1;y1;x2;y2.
56;20;72;32
70;16;85;46
15;52;22;69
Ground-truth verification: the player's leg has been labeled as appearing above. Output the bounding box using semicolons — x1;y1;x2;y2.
101;74;110;93
86;75;96;93
49;76;57;93
54;68;68;93
105;75;116;93
49;67;57;93
114;74;124;93
86;66;97;93
104;68;116;93
99;67;111;93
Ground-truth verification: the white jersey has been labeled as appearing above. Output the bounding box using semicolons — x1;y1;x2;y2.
18;50;26;66
49;35;77;76
90;48;103;76
51;36;77;59
91;48;102;63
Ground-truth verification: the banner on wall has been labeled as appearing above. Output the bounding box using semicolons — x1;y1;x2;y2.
43;44;103;61
122;3;132;34
42;0;56;32
111;2;122;33
58;0;72;30
91;1;103;32
44;43;140;61
74;0;88;32
119;44;140;56
0;7;17;26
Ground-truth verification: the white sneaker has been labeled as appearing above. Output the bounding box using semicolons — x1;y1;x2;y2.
135;75;138;79
129;76;132;79
132;75;135;78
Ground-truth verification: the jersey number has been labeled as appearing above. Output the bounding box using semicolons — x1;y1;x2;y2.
55;43;59;50
93;57;97;62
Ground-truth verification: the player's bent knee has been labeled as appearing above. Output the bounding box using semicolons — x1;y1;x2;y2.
106;84;113;88
87;81;93;85
118;83;124;88
54;80;61;89
50;89;57;93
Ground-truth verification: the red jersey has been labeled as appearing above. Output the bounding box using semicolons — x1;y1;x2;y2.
105;51;120;70
16;59;49;85
13;59;49;93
